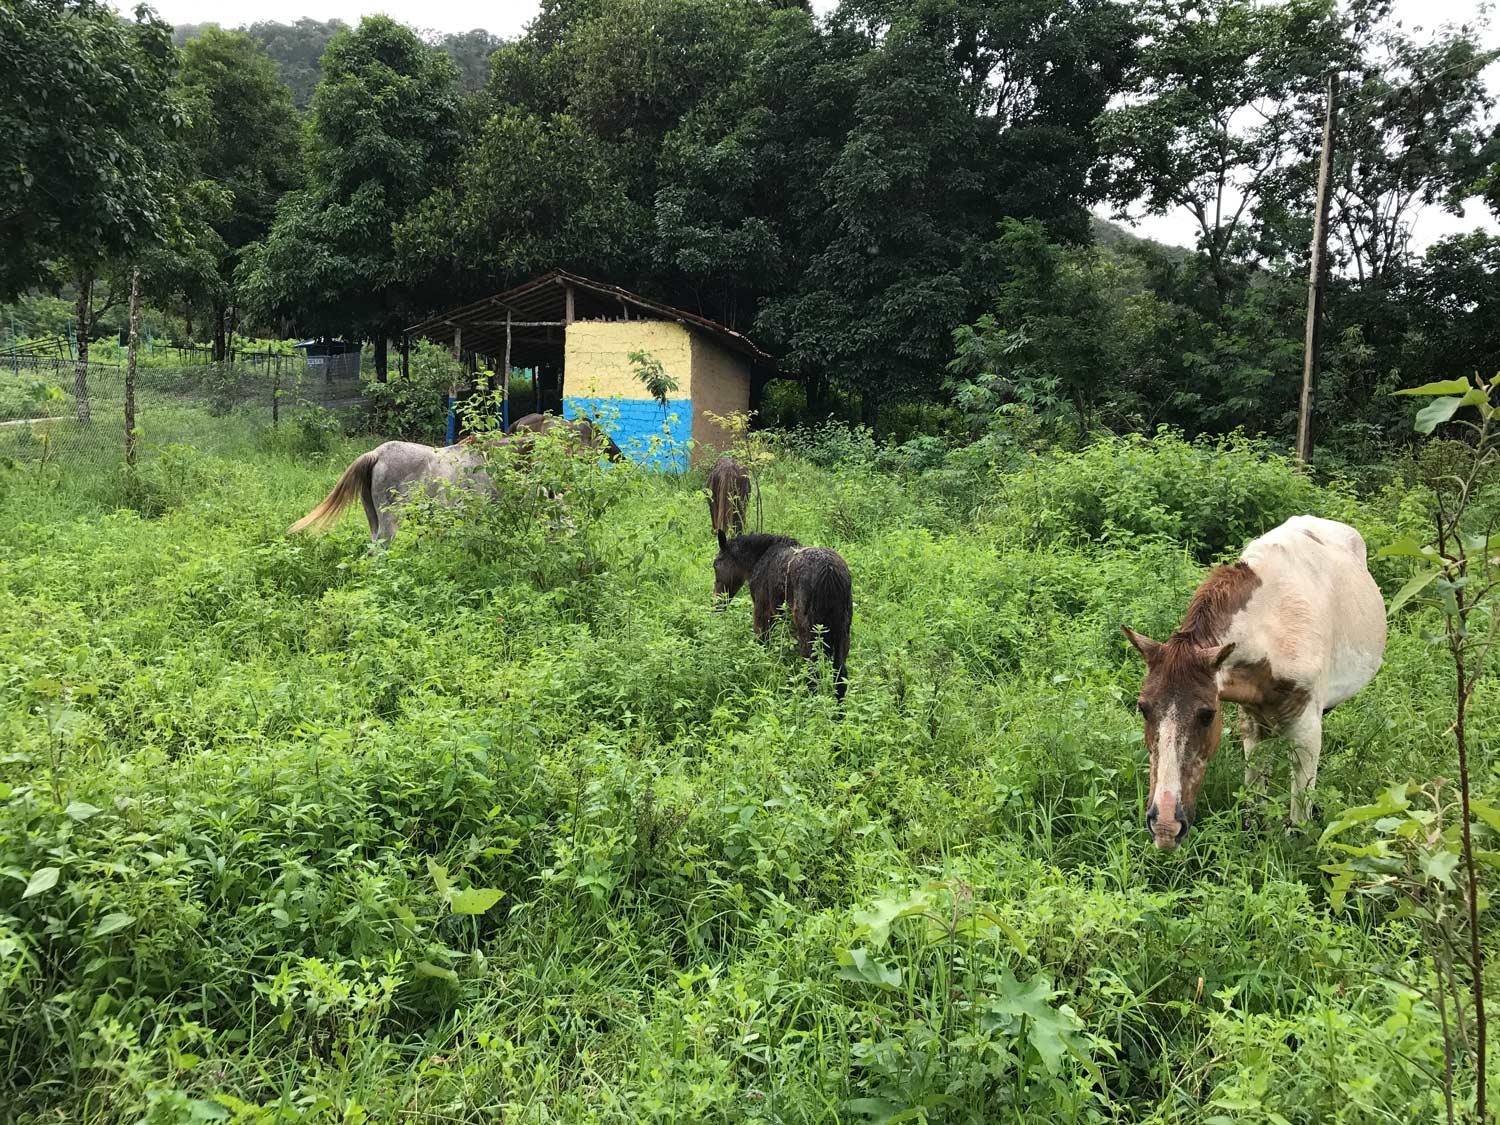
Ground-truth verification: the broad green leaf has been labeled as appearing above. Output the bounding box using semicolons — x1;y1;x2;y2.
65;801;102;822
1387;569;1440;616
1395;378;1472;396
1320;785;1412;844
22;867;59;899
1323;865;1355;912
426;857;451;900
835;946;902;990
851;888;935;948
987;969;1082;1076
1419;850;1460;886
92;912;135;936
414;960;459;984
1469;800;1500;834
1414;396;1463;434
1376;537;1437;560
448;887;504;915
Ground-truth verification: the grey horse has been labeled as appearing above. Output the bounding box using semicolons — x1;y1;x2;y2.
287;438;499;545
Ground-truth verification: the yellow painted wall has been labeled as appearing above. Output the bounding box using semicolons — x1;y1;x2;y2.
563;320;692;400
689;333;752;464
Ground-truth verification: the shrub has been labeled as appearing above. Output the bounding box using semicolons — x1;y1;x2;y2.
363;341;459;441
1007;428;1339;560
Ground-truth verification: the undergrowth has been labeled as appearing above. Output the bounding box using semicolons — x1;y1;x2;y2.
0;427;1493;1122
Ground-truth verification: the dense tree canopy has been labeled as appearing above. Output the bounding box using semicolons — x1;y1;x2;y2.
7;0;1500;459
0;0;182;300
241;17;462;378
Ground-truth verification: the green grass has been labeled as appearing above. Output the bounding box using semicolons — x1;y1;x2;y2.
0;425;1494;1122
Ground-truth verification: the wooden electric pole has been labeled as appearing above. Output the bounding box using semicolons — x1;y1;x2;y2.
1296;73;1338;463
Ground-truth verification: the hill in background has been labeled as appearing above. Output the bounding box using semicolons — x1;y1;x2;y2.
173;20;501;105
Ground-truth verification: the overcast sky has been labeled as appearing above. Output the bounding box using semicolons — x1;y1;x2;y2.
117;0;1499;251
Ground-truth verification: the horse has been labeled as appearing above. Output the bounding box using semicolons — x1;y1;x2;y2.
506;412;624;461
1122;515;1386;850
707;456;751;537
713;531;852;700
287;437;503;545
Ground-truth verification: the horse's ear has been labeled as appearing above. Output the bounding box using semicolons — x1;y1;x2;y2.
1121;626;1161;662
717;529;727;550
1206;642;1236;669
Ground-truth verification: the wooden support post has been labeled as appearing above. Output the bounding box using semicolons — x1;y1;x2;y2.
124;267;140;467
565;285;576;325
1297;73;1338;464
448;326;462;444
503;309;512;432
400;333;410;380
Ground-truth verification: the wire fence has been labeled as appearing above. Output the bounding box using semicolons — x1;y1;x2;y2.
0;355;369;467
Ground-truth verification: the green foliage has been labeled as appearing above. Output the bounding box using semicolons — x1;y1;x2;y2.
1;422;1486;1120
1007;429;1336;560
241;17;461;353
361;341;459;441
629;350;678;408
0;0;183;298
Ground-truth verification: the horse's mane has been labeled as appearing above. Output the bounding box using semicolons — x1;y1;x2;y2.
726;532;799;558
1162;562;1262;677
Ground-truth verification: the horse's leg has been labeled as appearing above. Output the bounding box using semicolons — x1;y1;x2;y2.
1240;707;1269;829
1286;707;1323;826
752;596;773;642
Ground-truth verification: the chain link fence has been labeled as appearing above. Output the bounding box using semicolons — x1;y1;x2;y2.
0;354;369;466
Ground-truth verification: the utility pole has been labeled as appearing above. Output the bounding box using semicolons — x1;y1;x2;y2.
1297;73;1338;463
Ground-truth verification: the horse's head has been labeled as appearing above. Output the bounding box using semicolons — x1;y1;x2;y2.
1122;626;1235;850
713;530;746;603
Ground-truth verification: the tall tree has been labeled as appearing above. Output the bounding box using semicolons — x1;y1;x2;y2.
242;16;462;379
177;28;301;357
241;19;349;107
1098;0;1353;312
0;0;183;420
1322;23;1495;285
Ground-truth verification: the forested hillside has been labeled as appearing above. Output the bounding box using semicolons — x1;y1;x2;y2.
10;0;1498;460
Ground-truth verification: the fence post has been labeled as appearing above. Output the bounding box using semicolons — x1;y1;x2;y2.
124;267;141;468
272;367;280;428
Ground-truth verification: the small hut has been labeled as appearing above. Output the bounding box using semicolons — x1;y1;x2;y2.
405;271;771;469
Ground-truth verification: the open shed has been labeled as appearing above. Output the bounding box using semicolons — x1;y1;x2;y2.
405;271;771;470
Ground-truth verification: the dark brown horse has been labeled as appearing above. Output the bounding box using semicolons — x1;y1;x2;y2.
713;531;852;700
707;456;751;537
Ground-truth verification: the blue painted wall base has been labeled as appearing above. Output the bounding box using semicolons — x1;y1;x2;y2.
564;396;692;471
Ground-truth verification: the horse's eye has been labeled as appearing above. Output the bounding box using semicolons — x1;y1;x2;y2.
1197;708;1215;728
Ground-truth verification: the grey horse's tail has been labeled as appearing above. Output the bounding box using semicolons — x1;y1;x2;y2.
288;450;377;535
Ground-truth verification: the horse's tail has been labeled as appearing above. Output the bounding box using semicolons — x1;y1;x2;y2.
288;450;377;535
807;552;852;700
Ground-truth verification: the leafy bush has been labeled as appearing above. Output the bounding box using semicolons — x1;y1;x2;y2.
1007;428;1340;560
362;340;459;441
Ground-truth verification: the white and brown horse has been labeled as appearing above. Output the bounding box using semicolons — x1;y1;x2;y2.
1123;516;1386;849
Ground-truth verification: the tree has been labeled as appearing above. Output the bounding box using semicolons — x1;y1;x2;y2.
396;109;646;294
751;0;1135;415
0;0;180;299
434;29;505;93
1322;22;1496;286
242;16;462;379
1098;0;1352;312
241;19;349;107
176;28;301;357
0;0;184;420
